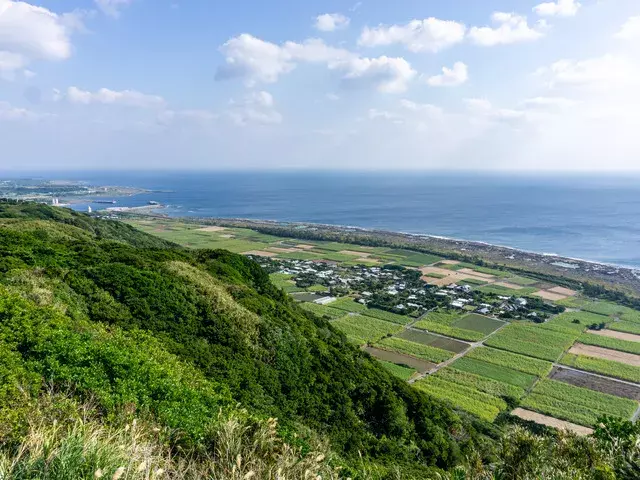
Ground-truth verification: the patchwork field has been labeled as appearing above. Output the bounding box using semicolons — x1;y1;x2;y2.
568;343;640;367
589;329;640;343
550;366;640;401
414;311;491;342
364;346;436;373
332;315;402;345
377;360;417;381
375;336;454;363
521;379;638;427
397;329;469;353
465;347;553;377
511;409;593;436
485;323;579;361
451;357;537;389
579;332;640;355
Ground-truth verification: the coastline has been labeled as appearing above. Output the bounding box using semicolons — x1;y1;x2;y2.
121;212;640;295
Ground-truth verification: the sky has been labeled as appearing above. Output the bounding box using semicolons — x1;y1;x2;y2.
1;0;639;171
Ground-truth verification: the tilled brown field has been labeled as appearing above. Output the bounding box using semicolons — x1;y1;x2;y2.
550;366;640;401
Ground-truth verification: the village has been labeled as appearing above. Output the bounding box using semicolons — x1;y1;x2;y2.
252;256;564;322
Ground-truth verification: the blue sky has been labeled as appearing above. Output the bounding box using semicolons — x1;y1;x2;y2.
1;0;639;170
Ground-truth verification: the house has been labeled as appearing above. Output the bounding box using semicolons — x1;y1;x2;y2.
478;307;491;315
451;300;465;308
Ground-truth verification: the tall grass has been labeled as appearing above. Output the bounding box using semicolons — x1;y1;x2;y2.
0;398;345;480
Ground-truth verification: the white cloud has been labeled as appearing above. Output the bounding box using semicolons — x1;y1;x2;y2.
464;98;525;123
426;62;468;87
0;0;76;75
536;54;638;89
94;0;133;18
339;56;416;93
61;86;166;107
358;18;466;53
325;93;340;101
400;99;443;117
0;101;49;121
217;34;415;93
314;13;350;32
368;109;404;123
614;16;640;40
468;12;546;46
533;0;581;17
228;90;282;126
521;97;577;108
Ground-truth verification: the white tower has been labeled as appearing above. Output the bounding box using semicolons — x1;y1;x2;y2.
87;206;92;213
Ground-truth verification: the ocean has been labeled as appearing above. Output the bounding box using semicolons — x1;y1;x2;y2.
11;171;640;268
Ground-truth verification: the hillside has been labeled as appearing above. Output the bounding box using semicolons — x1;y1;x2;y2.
0;201;490;478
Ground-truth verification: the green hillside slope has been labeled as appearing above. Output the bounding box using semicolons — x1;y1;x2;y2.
0;202;490;478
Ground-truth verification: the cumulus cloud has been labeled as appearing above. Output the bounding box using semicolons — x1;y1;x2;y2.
468;12;546;46
0;0;77;75
217;34;415;93
228;91;282;126
614;16;640;40
400;100;443;117
358;17;466;53
535;54;639;89
0;101;50;121
425;62;468;87
94;0;134;18
59;86;166;107
533;0;581;17
314;13;350;32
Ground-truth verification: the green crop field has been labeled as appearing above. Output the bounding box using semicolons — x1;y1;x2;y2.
332;315;401;345
459;278;488;286
434;368;525;400
579;332;640;355
485;323;579;361
298;302;345;320
330;297;369;313
504;276;539;286
451;357;537;389
423;272;447;279
522;379;637;426
608;321;640;335
383;249;442;267
377;360;416;381
276;251;323;261
362;308;412;325
452;314;505;335
545;311;608;332
306;284;328;293
470;266;511;277
375;337;454;363
414;310;485;341
560;353;640;384
465;347;553;377
414;376;506;422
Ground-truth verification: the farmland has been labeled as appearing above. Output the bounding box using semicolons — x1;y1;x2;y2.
550;366;640;400
129;216;640;433
375;337;454;363
332;315;401;345
451;357;537;389
485;323;579;361
521;379;638;426
414;375;507;422
465;347;553;377
397;329;469;353
579;332;640;355
560;353;640;383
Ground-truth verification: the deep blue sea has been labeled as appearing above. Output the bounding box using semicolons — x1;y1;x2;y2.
6;171;640;268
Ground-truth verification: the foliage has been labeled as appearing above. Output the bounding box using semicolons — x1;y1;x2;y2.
546;311;608;332
414;310;485;342
361;308;412;325
608;321;640;335
329;297;369;313
465;347;553;377
376;337;454;363
0;202;476;475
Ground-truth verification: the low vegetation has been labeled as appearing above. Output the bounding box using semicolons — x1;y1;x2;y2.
435;368;525;401
451;357;537;389
560;353;640;383
375;337;454;363
332;315;401;345
465;347;553;377
579;332;640;355
485;323;578;361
